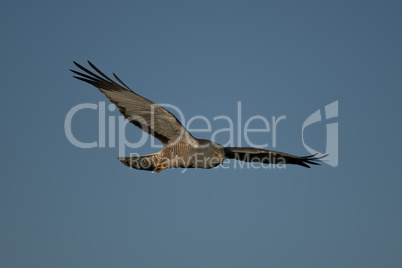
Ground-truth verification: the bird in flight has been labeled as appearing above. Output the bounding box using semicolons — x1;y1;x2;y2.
71;61;326;173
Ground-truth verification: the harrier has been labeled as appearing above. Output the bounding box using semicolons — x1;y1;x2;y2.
71;61;326;173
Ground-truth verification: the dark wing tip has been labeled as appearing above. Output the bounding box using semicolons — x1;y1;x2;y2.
72;76;98;87
73;60;85;69
298;153;328;168
113;72;132;91
71;61;130;92
300;163;311;168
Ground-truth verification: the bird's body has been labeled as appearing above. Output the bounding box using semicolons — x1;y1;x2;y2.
71;61;325;172
119;140;225;172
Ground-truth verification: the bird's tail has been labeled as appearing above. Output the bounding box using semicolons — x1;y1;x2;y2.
118;153;159;172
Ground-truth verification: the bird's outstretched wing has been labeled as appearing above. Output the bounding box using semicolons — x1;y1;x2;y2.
71;61;198;147
224;147;326;168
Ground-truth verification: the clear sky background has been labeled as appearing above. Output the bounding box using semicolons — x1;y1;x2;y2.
1;0;401;267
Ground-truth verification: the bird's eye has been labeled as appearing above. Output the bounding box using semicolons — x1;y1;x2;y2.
214;153;219;157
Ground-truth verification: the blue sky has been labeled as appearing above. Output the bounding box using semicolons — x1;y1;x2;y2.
1;0;401;267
